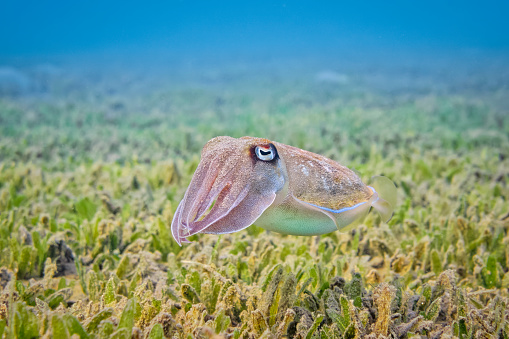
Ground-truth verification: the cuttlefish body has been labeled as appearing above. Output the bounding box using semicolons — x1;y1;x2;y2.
171;136;396;245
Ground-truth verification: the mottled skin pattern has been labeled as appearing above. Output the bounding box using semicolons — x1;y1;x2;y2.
273;141;372;210
171;136;395;245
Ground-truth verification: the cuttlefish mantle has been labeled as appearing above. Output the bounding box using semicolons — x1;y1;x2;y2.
171;136;396;245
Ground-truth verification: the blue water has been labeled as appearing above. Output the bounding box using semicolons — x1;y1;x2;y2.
0;0;508;101
1;1;508;60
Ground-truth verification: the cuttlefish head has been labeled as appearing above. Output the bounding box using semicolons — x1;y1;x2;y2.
171;136;287;245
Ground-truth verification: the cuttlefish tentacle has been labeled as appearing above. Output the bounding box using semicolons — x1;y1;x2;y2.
172;174;253;245
171;136;396;245
171;136;286;245
190;152;248;219
170;199;188;244
179;156;218;223
200;191;276;235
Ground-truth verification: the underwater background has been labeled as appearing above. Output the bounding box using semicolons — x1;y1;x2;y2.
1;1;509;338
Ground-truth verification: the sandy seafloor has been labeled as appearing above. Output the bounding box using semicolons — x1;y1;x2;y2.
0;51;508;338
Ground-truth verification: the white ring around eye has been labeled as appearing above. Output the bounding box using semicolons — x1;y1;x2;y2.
255;146;275;161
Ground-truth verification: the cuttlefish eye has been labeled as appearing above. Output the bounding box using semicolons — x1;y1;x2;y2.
255;144;277;161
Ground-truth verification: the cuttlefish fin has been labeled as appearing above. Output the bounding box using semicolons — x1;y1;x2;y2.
291;193;372;231
368;175;397;222
291;176;396;231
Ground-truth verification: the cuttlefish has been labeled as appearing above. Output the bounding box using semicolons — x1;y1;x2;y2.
171;136;396;245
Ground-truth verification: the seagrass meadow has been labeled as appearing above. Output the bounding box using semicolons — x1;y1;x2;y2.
0;61;509;338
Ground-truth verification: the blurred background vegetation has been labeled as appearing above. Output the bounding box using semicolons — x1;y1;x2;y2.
0;58;508;337
1;0;509;337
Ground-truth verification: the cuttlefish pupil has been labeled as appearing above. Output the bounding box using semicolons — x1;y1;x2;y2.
171;136;396;245
255;144;277;161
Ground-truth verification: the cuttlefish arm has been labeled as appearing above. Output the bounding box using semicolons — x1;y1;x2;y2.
171;136;396;244
171;136;285;245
